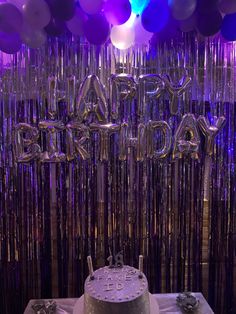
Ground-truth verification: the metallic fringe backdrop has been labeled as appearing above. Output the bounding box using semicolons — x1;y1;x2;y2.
0;34;236;314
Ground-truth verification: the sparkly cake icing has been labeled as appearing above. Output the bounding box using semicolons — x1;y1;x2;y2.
84;265;151;314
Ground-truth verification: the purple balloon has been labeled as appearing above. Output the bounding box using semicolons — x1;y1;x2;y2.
197;0;219;13
104;0;131;25
22;0;51;30
0;3;23;33
47;0;76;21
141;0;169;33
45;18;66;36
196;10;222;36
221;13;236;41
79;0;103;15
179;13;196;32
66;7;87;36
0;32;22;54
84;14;110;45
218;0;236;14
214;31;229;43
155;17;181;43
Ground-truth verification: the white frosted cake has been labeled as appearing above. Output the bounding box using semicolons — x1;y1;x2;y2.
73;255;160;314
84;265;150;314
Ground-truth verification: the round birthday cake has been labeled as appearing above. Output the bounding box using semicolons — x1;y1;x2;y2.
84;265;150;314
74;255;159;314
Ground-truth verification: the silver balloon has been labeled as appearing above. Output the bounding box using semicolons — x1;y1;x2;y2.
48;76;58;120
7;0;25;10
198;116;226;203
147;120;172;159
111;74;136;120
118;122;146;161
136;123;146;161
22;0;51;29
66;121;90;161
198;115;226;156
173;113;200;160
90;123;120;161
163;74;191;115
218;0;236;14
138;74;164;119
39;120;66;162
20;25;47;49
203;155;212;202
77;74;108;123
67;76;76;118
169;0;197;20
119;122;128;161
14;123;41;162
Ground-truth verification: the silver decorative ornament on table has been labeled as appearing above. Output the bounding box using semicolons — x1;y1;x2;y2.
176;292;199;313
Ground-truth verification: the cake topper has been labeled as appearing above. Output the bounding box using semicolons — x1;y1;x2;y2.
107;250;124;268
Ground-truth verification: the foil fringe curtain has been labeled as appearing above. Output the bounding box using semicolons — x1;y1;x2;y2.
0;34;236;314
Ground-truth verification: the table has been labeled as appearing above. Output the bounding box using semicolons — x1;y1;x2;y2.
24;293;214;314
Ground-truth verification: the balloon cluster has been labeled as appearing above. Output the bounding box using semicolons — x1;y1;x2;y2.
0;0;236;53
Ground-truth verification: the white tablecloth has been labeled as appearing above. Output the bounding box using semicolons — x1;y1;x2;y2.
24;292;214;314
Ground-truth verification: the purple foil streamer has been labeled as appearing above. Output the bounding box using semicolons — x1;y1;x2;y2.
0;35;235;314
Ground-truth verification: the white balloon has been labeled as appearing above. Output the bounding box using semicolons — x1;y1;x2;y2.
123;11;136;28
123;13;152;46
21;22;47;48
111;24;135;50
134;16;153;45
22;0;51;29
